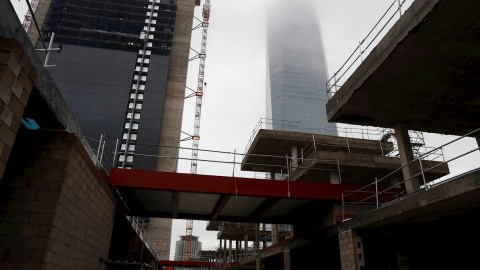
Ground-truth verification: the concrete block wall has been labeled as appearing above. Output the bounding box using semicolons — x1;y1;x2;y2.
0;37;37;181
338;229;365;270
0;130;116;269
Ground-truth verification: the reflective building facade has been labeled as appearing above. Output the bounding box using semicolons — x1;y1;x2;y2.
266;0;337;135
33;0;197;261
37;0;177;171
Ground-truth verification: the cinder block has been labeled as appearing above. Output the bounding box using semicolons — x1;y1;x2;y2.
17;69;33;93
8;94;25;119
0;65;15;87
0;81;11;104
19;90;29;107
4;211;31;223
0;123;15;148
0;37;24;60
0;102;14;127
15;224;40;236
10;79;23;100
19;53;33;75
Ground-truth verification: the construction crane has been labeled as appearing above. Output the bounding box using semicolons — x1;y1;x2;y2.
22;0;40;32
184;0;211;262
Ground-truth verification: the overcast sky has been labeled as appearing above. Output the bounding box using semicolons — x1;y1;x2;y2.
9;0;480;258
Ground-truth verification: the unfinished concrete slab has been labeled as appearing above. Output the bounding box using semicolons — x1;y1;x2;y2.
326;0;480;136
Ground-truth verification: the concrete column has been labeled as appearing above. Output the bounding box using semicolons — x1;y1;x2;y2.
270;171;275;180
223;239;227;262
219;239;223;263
256;259;261;270
235;240;239;262
339;229;365;270
262;223;267;248
229;239;232;262
394;123;420;194
254;223;259;254
284;250;291;270
272;224;278;244
291;145;298;170
244;234;249;258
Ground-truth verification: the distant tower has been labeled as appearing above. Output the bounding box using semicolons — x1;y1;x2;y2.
175;236;202;261
266;0;337;135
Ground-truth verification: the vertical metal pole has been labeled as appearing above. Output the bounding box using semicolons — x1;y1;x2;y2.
285;155;289;174
397;0;403;17
174;145;180;173
113;138;119;165
313;135;316;151
334;72;338;93
97;134;104;161
341;193;345;221
44;32;55;67
380;140;384;156
301;148;304;163
418;158;428;190
346;138;351;153
375;177;379;209
337;158;342;184
232;149;236;177
99;140;105;164
359;41;364;62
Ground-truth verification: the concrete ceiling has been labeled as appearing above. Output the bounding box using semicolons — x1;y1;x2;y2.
326;0;480;136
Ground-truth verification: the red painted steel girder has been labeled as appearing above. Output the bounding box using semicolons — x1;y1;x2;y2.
160;260;216;267
110;168;399;202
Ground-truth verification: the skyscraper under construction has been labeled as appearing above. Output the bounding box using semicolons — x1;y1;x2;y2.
266;0;337;135
28;0;199;260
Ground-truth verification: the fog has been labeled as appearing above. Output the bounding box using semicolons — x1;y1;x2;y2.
9;0;479;259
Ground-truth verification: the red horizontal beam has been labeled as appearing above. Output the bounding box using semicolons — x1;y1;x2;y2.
160;260;216;267
110;169;402;201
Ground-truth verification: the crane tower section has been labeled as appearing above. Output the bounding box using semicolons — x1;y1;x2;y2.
184;0;211;262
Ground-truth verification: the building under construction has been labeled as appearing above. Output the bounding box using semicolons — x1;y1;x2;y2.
2;0;480;269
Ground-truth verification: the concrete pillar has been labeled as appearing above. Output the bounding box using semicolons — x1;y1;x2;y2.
394;123;420;194
272;224;278;244
270;171;275;180
244;234;249;258
291;145;298;170
284;250;291;270
254;223;259;254
262;223;267;248
338;229;365;270
256;259;261;270
235;240;239;262
223;239;227;262
219;239;223;263
229;239;232;262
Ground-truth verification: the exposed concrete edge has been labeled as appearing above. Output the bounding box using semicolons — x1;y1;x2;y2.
326;0;440;122
0;1;98;167
337;168;480;231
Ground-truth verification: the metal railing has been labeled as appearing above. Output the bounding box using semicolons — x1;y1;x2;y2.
326;0;411;98
341;127;480;221
126;216;160;262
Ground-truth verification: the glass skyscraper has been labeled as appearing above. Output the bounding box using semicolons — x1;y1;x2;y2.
266;0;337;135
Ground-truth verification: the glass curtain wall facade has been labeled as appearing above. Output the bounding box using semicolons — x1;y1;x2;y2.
266;0;337;135
37;0;177;170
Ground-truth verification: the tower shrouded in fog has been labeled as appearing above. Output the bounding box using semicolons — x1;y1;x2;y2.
266;0;337;135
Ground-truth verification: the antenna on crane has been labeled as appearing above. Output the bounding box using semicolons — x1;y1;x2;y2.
184;0;211;262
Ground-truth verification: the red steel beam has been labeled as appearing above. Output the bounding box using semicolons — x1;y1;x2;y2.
160;260;216;267
110;168;401;201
